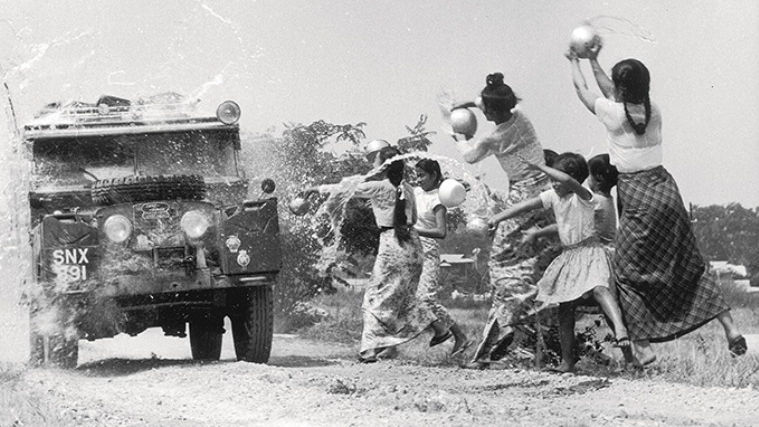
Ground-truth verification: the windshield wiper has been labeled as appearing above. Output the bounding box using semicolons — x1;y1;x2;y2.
79;167;99;182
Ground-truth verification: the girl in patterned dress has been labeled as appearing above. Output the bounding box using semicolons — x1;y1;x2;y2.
567;45;746;364
413;159;470;356
351;148;454;363
489;153;630;373
452;72;557;368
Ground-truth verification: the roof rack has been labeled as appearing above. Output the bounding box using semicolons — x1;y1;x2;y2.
23;94;235;139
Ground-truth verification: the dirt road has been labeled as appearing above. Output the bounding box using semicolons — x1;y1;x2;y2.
13;324;759;426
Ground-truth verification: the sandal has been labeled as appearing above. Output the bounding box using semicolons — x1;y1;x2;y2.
488;332;515;361
450;339;473;357
429;330;453;347
631;354;656;369
614;337;635;364
728;335;747;357
543;366;575;374
460;360;489;370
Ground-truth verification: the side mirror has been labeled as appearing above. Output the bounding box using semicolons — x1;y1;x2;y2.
261;178;275;194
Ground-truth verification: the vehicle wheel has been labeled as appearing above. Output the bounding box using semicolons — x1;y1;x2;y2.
91;174;206;205
29;312;78;369
230;286;273;363
189;313;223;361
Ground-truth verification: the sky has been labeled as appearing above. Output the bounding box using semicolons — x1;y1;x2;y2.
1;0;758;207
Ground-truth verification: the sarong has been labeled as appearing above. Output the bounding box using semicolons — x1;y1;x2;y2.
416;236;454;330
472;174;559;362
360;229;437;354
615;166;729;342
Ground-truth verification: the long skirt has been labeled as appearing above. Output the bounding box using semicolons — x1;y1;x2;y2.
359;229;438;354
416;237;455;330
472;174;559;362
615;166;729;342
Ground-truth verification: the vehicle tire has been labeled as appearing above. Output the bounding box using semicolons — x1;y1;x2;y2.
230;286;273;363
189;313;223;361
29;314;78;369
91;174;206;205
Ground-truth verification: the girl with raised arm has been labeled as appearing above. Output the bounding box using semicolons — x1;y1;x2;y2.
452;73;557;368
334;147;454;362
490;154;631;373
567;45;746;365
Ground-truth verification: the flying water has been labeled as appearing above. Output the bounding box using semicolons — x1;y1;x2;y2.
586;15;657;44
305;151;502;278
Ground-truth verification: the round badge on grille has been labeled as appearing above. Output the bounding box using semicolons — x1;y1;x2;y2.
236;250;250;267
225;235;241;253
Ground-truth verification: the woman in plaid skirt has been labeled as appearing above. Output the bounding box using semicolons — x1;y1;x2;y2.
566;45;747;365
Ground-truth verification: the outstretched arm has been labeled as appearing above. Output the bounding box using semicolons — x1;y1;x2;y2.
453;134;493;164
524;158;593;201
488;196;543;228
452;101;477;110
525;224;559;241
567;50;600;114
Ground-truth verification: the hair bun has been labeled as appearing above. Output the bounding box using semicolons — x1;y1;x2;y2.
486;72;504;88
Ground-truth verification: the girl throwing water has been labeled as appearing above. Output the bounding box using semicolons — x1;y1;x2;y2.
350;147;454;362
413;159;470;355
451;73;556;367
567;45;746;364
490;153;631;373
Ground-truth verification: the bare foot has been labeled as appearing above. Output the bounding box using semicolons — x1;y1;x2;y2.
632;340;656;367
377;346;399;359
545;361;575;374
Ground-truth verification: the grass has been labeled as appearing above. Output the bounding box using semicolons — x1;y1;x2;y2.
294;275;759;389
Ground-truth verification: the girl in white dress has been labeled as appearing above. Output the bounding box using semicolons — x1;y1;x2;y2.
489;153;629;373
413;159;470;356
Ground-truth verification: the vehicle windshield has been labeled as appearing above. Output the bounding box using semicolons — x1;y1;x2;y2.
32;129;239;187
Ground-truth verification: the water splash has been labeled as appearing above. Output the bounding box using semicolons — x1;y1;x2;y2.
307;151;500;277
586;15;657;44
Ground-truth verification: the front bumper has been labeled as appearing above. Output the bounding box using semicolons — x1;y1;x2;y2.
62;270;276;297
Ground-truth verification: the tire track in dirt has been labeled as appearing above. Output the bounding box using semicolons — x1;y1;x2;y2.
14;330;759;426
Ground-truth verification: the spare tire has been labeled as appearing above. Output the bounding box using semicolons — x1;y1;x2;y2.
91;175;206;205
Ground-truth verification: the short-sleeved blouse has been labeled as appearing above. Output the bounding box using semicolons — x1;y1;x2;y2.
594;98;663;173
354;180;416;228
539;189;597;247
413;187;443;230
480;110;546;182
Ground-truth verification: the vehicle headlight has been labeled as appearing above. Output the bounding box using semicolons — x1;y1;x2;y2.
104;214;133;243
181;210;210;239
216;100;240;125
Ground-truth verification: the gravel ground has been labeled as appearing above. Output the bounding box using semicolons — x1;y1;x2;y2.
11;324;759;426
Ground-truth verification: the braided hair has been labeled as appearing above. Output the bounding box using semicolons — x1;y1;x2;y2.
480;72;520;114
386;159;411;244
611;59;651;135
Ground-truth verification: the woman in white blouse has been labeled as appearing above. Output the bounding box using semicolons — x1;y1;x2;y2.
567;44;746;365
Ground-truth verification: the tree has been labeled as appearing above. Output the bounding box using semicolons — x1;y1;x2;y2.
691;203;759;269
396;114;434;153
240;115;438;314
